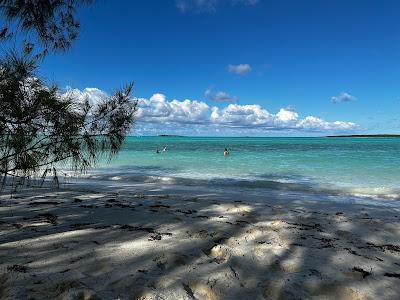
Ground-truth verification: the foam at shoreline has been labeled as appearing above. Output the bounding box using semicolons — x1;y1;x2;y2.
61;168;400;207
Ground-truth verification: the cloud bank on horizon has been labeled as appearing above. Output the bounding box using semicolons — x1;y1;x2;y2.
67;87;358;136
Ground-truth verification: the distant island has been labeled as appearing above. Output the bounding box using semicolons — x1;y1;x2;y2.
158;134;183;137
327;134;400;138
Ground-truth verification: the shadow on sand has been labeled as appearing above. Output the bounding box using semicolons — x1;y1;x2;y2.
0;183;399;299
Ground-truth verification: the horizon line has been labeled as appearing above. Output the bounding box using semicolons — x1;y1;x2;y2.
126;134;400;138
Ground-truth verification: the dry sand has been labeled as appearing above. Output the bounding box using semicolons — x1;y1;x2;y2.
0;182;399;299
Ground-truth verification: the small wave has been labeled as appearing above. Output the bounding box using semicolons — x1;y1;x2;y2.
69;170;400;202
346;187;400;200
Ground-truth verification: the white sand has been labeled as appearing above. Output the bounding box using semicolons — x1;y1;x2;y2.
0;181;399;299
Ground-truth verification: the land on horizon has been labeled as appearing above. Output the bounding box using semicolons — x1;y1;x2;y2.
138;134;400;138
326;134;400;138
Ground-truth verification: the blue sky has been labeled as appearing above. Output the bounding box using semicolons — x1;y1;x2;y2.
41;0;400;135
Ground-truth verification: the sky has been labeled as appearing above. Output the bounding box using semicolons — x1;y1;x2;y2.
41;0;400;136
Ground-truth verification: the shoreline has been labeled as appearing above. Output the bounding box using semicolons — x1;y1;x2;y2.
64;171;400;205
1;181;400;299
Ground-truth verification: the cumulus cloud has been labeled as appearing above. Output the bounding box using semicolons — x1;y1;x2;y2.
136;93;210;125
331;92;357;103
63;87;108;105
228;64;252;75
296;116;356;131
176;0;259;13
61;87;109;115
205;88;237;102
137;96;357;132
276;107;299;122
65;87;357;134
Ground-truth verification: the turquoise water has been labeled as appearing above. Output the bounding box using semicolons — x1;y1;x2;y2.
92;136;400;200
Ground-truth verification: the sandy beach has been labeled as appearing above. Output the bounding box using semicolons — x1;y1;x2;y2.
1;0;400;298
1;181;399;300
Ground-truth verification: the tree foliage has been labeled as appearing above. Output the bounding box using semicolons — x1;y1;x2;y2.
0;53;137;186
0;0;93;52
0;1;138;187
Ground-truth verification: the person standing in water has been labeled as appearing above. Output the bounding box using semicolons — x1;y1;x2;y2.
224;148;230;156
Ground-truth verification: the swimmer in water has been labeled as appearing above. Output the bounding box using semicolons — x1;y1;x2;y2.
163;146;167;152
224;148;230;156
156;148;160;154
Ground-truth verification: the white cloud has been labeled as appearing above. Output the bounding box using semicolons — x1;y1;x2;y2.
136;94;357;132
63;87;108;105
136;93;210;124
65;87;357;135
296;116;356;131
61;87;109;114
176;0;259;12
211;104;272;126
331;92;357;103
228;64;252;75
276;107;298;122
205;88;237;102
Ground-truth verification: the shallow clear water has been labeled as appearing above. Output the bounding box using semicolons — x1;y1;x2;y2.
90;136;400;200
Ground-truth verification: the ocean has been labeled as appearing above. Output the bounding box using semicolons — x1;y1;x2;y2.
84;136;400;204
